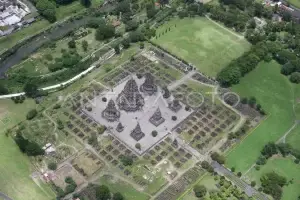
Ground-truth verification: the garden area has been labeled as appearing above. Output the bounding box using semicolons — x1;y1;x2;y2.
152;17;250;77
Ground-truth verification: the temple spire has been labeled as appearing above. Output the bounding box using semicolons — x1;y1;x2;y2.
102;99;120;122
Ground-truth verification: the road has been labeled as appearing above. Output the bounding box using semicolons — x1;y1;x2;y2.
0;192;13;200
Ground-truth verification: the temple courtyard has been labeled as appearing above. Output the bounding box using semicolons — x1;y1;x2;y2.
83;74;193;154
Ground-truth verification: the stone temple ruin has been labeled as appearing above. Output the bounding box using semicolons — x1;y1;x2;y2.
84;75;193;154
149;107;165;127
102;99;120;122
117;78;145;112
169;99;182;113
130;123;145;141
140;73;157;96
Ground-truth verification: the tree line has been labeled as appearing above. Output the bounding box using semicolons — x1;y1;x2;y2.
30;0;92;22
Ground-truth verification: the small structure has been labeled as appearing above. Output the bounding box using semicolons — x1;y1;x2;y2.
116;122;124;132
169;99;182;112
140;73;157;96
149;107;165;126
130;123;145;141
117;78;145;112
42;143;56;155
102;99;120;122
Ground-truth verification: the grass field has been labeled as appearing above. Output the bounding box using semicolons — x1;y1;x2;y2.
288;0;300;8
246;157;300;200
152;17;250;77
286;124;300;151
98;176;150;200
0;99;55;200
226;61;298;172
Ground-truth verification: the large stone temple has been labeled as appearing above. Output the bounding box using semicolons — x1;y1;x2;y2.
140;73;157;96
102;99;120;122
117;78;145;112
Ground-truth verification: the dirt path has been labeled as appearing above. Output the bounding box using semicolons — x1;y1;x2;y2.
205;15;244;40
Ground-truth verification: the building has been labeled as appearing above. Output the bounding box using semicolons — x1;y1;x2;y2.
0;0;31;31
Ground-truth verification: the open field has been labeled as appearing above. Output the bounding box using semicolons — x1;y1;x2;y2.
0;99;55;200
246;157;300;200
286;124;300;151
288;0;300;8
152;17;250;77
226;61;297;172
98;175;150;200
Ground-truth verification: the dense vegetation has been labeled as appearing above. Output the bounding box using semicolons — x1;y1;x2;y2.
213;0;300;86
30;0;91;22
14;132;44;156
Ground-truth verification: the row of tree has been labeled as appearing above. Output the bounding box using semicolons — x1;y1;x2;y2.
30;0;91;22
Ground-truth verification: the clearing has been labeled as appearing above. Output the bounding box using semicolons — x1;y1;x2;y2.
288;0;300;8
152;17;250;77
246;157;300;200
226;61;300;172
0;100;55;200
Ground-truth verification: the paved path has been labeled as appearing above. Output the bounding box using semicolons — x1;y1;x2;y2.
0;192;13;200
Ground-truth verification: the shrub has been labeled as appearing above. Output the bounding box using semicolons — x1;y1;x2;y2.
48;162;57;170
237;172;242;177
152;130;158;137
193;185;207;198
102;97;107;102
26;109;37;120
120;155;133;166
135;143;141;150
290;72;300;83
171;116;177;121
251;181;256;187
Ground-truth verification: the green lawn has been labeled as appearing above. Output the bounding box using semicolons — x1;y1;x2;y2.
246;157;300;200
0;99;55;200
152;17;250;77
98;175;150;200
226;61;298;172
286;124;300;151
288;0;300;8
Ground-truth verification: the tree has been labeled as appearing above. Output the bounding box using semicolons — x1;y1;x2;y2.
121;38;130;49
24;83;39;98
81;0;91;7
210;152;225;164
290;72;300;83
140;42;144;49
35;0;57;22
114;45;120;54
0;84;8;95
125;20;139;32
251;181;256;187
96;185;111;200
82;40;88;51
231;167;235;172
26;109;38;120
135;143;141;150
193;185;207;198
95;24;115;41
261;142;278;159
112;192;124;200
48;162;57;170
68;39;76;48
146;4;157;19
25;141;45;156
260;172;287;200
152;130;158;137
237;172;242;177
